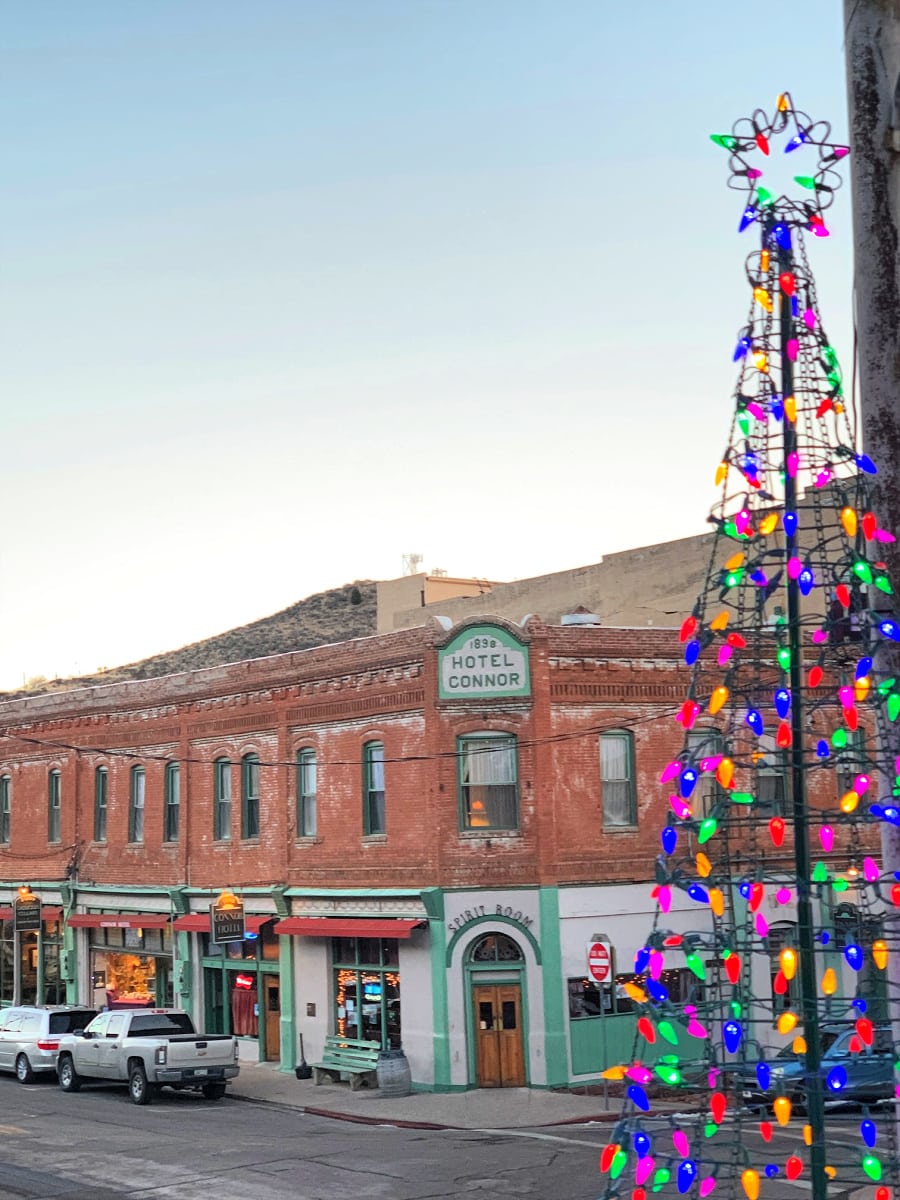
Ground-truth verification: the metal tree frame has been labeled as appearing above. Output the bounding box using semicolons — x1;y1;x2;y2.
600;95;900;1200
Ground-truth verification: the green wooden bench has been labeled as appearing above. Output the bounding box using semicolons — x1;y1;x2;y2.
312;1036;381;1090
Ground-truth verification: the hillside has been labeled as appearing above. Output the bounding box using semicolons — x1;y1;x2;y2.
7;581;377;698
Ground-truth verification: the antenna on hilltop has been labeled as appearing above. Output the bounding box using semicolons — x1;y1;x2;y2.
402;552;423;576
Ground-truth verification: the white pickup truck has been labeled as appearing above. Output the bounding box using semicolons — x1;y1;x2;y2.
56;1008;239;1104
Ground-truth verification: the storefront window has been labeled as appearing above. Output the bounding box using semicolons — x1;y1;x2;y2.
200;920;279;1056
19;931;37;1005
0;918;13;1004
89;924;173;1010
332;938;401;1048
568;977;604;1018
42;917;64;1004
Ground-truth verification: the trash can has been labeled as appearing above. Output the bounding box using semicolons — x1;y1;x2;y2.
376;1048;412;1097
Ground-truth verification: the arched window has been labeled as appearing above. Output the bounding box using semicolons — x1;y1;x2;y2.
48;770;61;843
297;748;317;837
129;766;145;843
241;753;260;839
0;776;10;845
600;731;637;827
164;763;180;842
94;767;108;842
214;757;232;840
458;733;518;830
468;934;524;963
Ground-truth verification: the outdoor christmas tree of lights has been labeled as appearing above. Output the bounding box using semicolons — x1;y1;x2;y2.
599;94;900;1200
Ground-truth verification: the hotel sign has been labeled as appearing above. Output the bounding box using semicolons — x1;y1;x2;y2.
438;624;530;700
211;901;245;944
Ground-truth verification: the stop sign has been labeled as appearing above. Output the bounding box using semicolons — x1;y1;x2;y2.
587;941;611;983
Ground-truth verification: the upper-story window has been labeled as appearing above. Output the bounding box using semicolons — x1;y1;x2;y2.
0;776;9;845
600;731;637;827
129;766;145;843
214;757;232;840
458;733;518;830
241;753;260;839
756;733;788;812
362;741;385;835
685;728;723;819
164;763;180;843
48;770;61;843
297;748;317;837
94;767;108;842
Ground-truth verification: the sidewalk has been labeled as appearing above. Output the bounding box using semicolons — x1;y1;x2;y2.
229;1062;634;1129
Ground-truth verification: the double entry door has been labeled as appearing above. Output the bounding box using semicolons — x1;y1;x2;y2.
473;983;525;1088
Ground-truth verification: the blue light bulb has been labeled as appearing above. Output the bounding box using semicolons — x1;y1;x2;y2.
785;129;808;153
628;1084;650;1111
844;944;864;971
856;453;878;475
646;979;669;1004
677;1161;698;1194
775;688;791;718
680;767;698;799
739;206;757;233
765;1165;779;1178
746;709;764;736
756;1062;771;1090
634;946;652;973
856;657;873;679
853;997;868;1013
816;740;830;758
798;568;815;596
634;1130;652;1158
733;334;752;361
739;881;752;899
773;222;792;249
861;1120;877;1148
661;827;678;855
879;620;900;642
723;1021;742;1053
688;884;709;904
685;640;701;665
827;1065;848;1092
783;511;798;537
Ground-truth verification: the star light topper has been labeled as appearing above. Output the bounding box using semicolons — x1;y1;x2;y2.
710;92;850;235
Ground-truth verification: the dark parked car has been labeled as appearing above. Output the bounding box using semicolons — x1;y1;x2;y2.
741;1024;895;1107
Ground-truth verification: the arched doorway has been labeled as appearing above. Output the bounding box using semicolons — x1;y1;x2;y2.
467;932;526;1088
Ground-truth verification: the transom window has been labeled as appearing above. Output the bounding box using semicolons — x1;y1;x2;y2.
469;934;523;963
600;732;637;827
458;734;518;831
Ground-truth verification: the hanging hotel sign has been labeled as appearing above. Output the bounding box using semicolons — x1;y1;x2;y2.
211;899;245;944
14;893;42;932
438;624;530;700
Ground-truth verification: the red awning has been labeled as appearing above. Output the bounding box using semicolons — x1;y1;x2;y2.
66;913;170;930
272;917;425;939
172;914;275;934
0;905;63;922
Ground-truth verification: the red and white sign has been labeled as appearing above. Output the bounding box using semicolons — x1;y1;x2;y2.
587;941;611;983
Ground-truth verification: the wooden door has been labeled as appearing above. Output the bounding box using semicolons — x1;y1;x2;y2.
473;984;525;1088
263;977;281;1061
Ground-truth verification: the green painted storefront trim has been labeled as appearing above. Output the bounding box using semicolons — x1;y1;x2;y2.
464;962;529;1086
445;913;541;968
278;933;296;1072
429;891;452;1089
538;886;568;1087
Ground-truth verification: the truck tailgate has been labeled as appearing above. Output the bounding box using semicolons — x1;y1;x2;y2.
165;1036;235;1069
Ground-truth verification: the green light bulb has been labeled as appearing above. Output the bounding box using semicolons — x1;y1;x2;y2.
685;953;706;981
777;647;791;670
877;678;897;696
658;1020;679;1045
862;1155;882;1182
794;175;817;190
731;792;754;805
823;346;838;367
875;575;894;594
654;1064;682;1086
652;1168;671;1193
731;1000;742;1017
737;413;751;437
756;186;774;207
710;134;737;150
832;878;849;892
812;861;829;883
887;694;900;722
610;1149;628;1180
724;569;745;588
704;1121;718;1138
853;560;874;584
698;818;718;844
832;728;848;749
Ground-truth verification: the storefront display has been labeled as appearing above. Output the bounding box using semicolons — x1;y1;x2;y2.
200;919;280;1060
332;937;401;1048
88;924;173;1010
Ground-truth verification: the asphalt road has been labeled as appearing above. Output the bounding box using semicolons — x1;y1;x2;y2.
0;1075;609;1200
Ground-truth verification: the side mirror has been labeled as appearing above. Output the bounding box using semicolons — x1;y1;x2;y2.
75;1029;89;1039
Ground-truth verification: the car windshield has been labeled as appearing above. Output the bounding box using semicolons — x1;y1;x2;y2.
128;1013;195;1037
49;1011;98;1034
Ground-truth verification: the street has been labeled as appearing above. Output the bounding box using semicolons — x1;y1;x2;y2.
0;1076;608;1200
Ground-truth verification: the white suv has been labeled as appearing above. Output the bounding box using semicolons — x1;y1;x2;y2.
0;1006;98;1083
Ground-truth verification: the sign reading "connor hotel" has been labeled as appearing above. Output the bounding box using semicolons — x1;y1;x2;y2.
438;624;531;700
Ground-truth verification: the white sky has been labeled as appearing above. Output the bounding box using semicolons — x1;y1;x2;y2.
1;2;853;688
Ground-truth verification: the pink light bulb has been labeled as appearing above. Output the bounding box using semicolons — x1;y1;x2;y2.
699;1178;717;1198
814;469;833;488
776;887;792;904
786;452;800;478
718;645;733;666
670;795;691;820
803;309;817;329
635;1157;655;1186
656;886;672;913
787;557;803;579
649;951;664;980
755;912;769;937
660;761;681;783
812;629;828;644
855;774;871;795
673;1131;690;1157
786;338;799;361
820;825;834;852
839;685;854;707
864;857;880;882
626;1064;652;1083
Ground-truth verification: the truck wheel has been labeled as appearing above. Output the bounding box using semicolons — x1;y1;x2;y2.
15;1054;34;1085
58;1055;82;1092
202;1082;227;1100
129;1063;153;1105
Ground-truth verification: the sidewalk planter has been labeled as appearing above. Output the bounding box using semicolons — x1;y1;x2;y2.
376;1048;411;1097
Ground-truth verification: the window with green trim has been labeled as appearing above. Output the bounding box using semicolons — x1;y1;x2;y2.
685;728;722;819
214;757;232;840
332;937;400;1048
241;753;260;839
164;763;180;842
362;741;385;835
94;767;108;842
600;731;637;827
297;748;317;837
756;732;788;813
48;770;61;843
0;776;9;845
458;733;518;830
836;729;867;799
129;765;145;843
